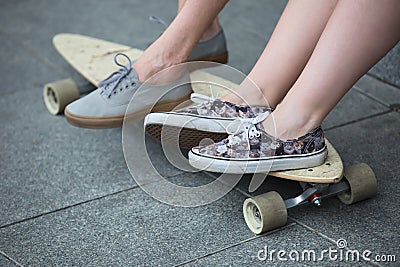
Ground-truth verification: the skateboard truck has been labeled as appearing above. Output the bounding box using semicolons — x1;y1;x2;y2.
284;181;349;209
308;193;322;206
243;163;377;234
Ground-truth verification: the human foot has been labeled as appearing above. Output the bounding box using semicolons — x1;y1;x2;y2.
133;27;228;83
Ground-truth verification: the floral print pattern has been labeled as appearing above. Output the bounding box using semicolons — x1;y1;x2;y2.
193;122;326;160
176;98;272;119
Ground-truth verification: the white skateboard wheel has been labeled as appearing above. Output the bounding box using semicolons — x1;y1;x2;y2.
337;163;377;205
243;191;287;234
43;78;80;115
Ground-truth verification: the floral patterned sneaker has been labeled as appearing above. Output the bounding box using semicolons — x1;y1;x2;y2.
144;93;272;148
188;113;327;173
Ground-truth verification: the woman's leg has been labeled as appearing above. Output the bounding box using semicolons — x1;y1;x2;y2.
223;0;338;107
134;0;228;81
177;0;221;41
262;0;400;139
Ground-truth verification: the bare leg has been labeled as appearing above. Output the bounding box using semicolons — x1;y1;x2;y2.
262;0;400;139
223;0;338;107
134;0;227;82
177;0;221;41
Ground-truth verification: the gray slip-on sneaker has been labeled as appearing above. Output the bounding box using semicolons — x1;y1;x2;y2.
65;53;192;129
188;28;228;64
150;16;228;64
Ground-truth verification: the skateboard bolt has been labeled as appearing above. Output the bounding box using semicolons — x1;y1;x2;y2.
253;206;262;223
308;193;322;207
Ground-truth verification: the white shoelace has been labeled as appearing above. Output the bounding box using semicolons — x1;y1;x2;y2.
190;85;220;104
225;112;270;149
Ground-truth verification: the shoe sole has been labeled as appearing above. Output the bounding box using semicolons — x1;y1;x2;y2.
194;52;228;64
144;112;235;148
65;93;191;129
188;147;328;174
145;124;227;149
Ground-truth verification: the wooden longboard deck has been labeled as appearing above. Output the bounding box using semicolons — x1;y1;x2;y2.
189;69;237;97
53;33;233;96
53;34;143;87
54;33;343;184
270;139;343;183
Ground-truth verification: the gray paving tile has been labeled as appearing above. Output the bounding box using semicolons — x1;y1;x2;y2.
0;87;182;227
0;173;256;266
355;74;400;107
220;1;286;74
144;137;186;178
0;0;287;81
230;173;302;201
0;0;176;63
0;31;66;95
183;225;370;267
322;88;388;130
370;44;400;88
288;112;400;267
0;253;18;267
0;0;176;97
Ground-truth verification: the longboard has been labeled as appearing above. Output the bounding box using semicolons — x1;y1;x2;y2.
44;33;230;115
44;34;143;115
45;34;377;235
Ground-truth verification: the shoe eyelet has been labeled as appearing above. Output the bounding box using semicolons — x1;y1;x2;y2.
125;85;129;89
113;91;117;94
131;82;136;86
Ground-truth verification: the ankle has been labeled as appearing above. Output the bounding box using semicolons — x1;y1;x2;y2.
133;43;186;82
221;79;271;107
199;19;221;41
262;108;322;140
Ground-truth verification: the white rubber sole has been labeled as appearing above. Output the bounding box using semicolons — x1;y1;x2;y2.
144;112;235;133
189;147;328;174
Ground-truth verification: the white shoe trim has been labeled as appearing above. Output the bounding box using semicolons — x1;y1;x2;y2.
144;112;235;133
189;146;328;174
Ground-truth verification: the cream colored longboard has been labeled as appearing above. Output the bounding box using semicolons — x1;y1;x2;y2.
44;34;143;114
53;34;143;87
44;33;230;115
269;139;343;184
